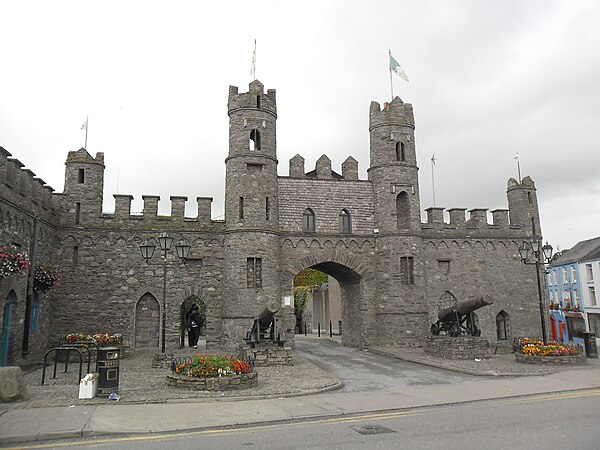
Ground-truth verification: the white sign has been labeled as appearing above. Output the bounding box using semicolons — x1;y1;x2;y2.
283;295;292;306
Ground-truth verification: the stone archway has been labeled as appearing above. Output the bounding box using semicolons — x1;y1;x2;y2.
180;295;207;348
134;293;160;349
287;254;368;348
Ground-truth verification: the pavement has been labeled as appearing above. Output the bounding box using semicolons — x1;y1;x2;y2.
1;336;599;445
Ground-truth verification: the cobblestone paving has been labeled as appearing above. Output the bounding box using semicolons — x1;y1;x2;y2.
0;349;341;411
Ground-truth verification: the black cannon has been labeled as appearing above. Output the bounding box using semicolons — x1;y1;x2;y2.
431;295;494;337
244;301;286;347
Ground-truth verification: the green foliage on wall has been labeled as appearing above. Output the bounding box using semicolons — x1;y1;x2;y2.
293;268;328;327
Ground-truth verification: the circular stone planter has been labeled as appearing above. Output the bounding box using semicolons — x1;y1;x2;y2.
166;372;258;390
515;353;586;365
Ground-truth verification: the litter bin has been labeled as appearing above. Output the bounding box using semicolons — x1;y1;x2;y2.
97;347;120;396
583;332;598;359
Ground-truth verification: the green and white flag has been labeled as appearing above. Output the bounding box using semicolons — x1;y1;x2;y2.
389;52;409;82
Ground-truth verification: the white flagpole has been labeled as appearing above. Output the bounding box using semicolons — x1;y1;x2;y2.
250;39;257;81
431;154;437;206
85;116;88;149
515;153;521;182
389;49;394;100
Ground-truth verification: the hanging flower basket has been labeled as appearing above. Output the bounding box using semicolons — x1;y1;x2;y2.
0;245;30;278
33;265;61;293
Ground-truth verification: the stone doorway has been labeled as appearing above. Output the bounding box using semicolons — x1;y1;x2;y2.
134;293;160;349
180;296;207;348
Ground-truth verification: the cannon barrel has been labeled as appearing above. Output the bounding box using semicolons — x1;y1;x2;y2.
255;301;280;331
438;295;494;321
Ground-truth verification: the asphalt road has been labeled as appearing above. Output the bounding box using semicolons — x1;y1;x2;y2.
294;337;480;391
25;390;600;449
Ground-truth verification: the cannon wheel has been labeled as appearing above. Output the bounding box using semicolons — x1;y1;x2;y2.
449;323;460;337
431;323;440;336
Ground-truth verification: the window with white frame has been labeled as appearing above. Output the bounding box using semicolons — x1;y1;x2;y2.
571;266;577;283
587;264;594;281
553;271;558;285
573;289;579;308
562;268;568;284
590;287;597;306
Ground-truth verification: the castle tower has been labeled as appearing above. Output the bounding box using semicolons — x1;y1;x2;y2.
507;176;542;237
61;149;105;227
368;98;421;234
222;80;283;349
368;98;428;346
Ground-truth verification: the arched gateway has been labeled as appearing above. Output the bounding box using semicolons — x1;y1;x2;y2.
282;248;376;348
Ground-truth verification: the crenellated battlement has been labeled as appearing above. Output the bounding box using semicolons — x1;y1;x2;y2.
109;194;214;221
287;154;360;181
0;146;59;217
227;80;277;118
369;97;415;130
423;206;514;235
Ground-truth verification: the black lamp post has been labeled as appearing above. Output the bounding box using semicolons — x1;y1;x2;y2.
139;232;191;353
519;239;554;345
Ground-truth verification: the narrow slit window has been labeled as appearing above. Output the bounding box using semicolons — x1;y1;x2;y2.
400;256;414;285
73;246;79;266
78;169;85;183
249;129;261;150
396;142;406;161
239;197;244;220
266;197;270;221
256;95;261;108
247;257;262;288
75;202;81;225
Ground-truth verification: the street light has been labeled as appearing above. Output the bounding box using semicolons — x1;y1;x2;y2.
139;233;191;353
519;239;553;345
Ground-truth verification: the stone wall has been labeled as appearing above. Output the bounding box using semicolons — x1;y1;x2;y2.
248;346;294;366
515;353;586;365
424;336;491;359
166;372;258;390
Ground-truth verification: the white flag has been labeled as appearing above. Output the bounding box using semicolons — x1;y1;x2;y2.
81;118;88;130
389;52;409;82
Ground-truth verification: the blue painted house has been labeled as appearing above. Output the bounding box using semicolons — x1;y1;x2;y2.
547;237;600;346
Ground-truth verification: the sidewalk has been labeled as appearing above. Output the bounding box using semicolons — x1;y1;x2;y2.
1;342;599;445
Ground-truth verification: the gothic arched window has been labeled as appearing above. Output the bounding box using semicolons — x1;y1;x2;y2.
303;208;315;232
496;310;511;340
339;209;351;233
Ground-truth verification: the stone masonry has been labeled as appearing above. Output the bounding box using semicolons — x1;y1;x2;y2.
1;79;547;365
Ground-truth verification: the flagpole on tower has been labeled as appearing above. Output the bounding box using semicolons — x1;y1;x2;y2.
389;50;394;100
388;50;409;101
431;154;437;207
515;153;521;182
250;39;257;81
81;116;88;149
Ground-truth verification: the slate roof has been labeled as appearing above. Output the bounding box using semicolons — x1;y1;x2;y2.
548;236;600;267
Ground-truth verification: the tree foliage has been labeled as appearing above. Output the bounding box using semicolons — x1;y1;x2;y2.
293;268;328;328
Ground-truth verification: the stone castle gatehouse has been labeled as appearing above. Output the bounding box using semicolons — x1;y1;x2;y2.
1;80;545;361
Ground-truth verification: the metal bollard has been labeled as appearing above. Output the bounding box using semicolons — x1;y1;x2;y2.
304;322;307;336
330;320;333;337
318;322;321;337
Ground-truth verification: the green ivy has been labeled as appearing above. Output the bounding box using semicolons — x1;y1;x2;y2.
293;269;328;327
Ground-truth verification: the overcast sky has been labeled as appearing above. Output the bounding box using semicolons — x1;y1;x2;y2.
1;0;598;251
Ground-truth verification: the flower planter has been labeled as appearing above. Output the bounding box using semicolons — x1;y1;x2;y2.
166;372;258;390
515;353;586;365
